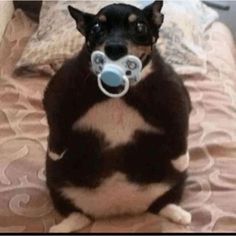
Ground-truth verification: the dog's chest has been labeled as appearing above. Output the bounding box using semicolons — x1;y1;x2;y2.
73;99;159;147
61;172;171;218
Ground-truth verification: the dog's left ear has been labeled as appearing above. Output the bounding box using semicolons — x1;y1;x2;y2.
68;5;95;36
143;1;164;39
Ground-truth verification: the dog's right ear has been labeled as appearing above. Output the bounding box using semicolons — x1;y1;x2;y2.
143;1;164;40
68;5;94;36
143;1;164;26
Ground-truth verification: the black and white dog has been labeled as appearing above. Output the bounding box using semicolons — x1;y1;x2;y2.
43;0;192;232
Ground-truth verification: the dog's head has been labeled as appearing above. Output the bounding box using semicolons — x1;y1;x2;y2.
68;1;163;64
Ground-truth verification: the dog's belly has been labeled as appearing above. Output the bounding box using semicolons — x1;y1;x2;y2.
72;98;163;148
66;98;169;217
61;172;171;218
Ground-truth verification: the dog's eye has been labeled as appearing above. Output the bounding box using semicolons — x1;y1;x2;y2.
132;22;150;44
91;23;102;35
135;22;148;34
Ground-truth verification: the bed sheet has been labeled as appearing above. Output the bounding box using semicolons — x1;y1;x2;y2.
0;10;236;232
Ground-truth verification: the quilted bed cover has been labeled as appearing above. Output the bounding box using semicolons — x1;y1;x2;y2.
0;10;236;232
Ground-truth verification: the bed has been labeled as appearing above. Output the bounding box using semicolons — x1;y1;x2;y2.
0;0;236;232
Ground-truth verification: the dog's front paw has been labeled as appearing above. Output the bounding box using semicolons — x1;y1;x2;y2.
49;213;91;233
159;204;191;225
49;224;72;233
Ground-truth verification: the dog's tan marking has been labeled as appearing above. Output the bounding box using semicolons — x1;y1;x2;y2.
95;42;105;52
61;172;171;218
140;61;153;80
98;14;107;22
72;99;163;148
128;14;137;23
127;41;152;59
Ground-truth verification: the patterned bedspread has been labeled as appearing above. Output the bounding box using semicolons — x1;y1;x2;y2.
0;10;236;232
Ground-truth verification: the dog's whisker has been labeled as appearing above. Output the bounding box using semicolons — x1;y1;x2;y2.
140;53;146;60
141;54;151;67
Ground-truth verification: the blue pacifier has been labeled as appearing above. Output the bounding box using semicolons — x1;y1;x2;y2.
91;51;142;98
100;64;124;87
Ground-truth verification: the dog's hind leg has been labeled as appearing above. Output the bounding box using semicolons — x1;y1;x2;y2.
148;178;191;225
49;212;91;233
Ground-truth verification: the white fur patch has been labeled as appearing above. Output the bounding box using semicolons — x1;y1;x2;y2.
49;212;91;233
171;153;189;172
48;150;66;161
159;204;191;225
61;172;171;218
72;99;162;148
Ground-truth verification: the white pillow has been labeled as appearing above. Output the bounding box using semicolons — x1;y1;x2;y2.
0;1;14;43
136;0;219;74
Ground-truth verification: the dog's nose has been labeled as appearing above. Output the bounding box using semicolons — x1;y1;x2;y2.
105;43;128;60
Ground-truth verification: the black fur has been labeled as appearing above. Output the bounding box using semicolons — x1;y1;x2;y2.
43;1;191;218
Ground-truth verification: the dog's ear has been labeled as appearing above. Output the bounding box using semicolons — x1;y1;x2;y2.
68;5;94;36
143;1;164;39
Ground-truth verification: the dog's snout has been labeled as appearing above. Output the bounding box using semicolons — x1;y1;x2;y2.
105;43;128;60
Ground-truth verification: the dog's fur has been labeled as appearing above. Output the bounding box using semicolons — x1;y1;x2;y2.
43;1;192;232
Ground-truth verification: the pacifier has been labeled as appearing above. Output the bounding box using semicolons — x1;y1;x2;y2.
91;51;142;98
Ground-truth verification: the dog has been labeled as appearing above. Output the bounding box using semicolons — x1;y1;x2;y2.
43;0;192;232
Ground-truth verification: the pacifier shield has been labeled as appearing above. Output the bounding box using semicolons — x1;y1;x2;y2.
91;50;142;98
100;65;123;87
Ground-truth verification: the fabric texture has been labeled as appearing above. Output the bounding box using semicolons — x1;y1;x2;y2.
1;9;236;232
15;0;218;76
0;1;14;43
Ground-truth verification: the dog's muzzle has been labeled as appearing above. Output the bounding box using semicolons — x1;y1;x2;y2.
91;51;142;98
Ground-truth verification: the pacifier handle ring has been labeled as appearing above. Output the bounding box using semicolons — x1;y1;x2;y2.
97;75;130;98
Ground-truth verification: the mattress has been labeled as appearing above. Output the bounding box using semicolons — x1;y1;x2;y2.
0;9;236;232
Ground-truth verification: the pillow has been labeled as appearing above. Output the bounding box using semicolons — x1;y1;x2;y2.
157;0;219;74
15;0;131;75
0;1;14;43
15;0;218;76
